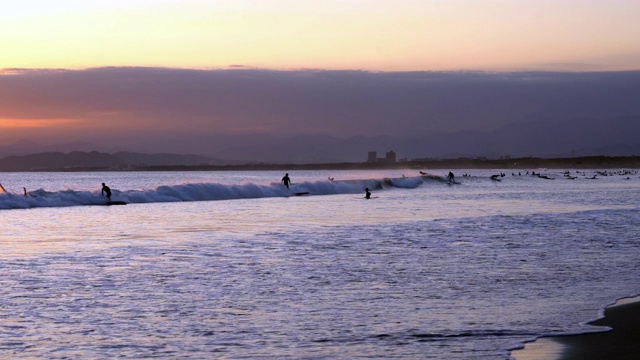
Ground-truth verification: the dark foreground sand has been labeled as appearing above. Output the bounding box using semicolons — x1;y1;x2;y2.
512;297;640;360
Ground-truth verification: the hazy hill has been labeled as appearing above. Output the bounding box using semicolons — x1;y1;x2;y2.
0;151;126;171
0;151;233;171
0;140;115;157
114;152;213;166
1;115;639;166
472;115;640;158
205;115;640;163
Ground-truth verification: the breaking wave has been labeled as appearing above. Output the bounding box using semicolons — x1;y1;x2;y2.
0;174;451;210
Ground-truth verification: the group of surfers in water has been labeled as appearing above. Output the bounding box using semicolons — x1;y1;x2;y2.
282;172;372;199
4;182;113;202
11;171;461;202
282;171;458;199
12;168;636;204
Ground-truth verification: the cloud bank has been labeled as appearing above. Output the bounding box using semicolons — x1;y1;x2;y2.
1;67;639;155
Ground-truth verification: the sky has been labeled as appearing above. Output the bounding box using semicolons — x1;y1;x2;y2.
1;0;640;156
2;0;640;71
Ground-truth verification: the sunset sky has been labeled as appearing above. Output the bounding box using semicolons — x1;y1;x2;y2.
2;0;640;71
1;0;640;157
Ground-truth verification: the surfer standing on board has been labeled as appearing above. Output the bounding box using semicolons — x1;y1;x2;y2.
447;171;455;183
281;173;291;189
365;188;371;199
101;183;112;200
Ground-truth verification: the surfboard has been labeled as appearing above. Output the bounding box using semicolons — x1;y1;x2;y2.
105;201;127;206
293;192;309;196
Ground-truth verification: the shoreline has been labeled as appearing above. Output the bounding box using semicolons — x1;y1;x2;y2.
512;296;640;360
1;155;640;172
132;155;640;172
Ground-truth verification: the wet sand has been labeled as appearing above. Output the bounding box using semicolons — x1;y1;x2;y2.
512;296;640;359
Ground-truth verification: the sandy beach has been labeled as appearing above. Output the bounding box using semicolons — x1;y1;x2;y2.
512;296;640;359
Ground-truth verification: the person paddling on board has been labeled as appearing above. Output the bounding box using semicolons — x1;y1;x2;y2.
365;187;371;199
281;173;291;189
101;182;112;200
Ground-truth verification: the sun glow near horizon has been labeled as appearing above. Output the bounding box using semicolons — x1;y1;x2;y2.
0;118;83;129
1;0;640;72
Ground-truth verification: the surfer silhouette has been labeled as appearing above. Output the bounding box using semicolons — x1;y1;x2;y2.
101;182;112;200
365;188;371;199
23;187;37;197
281;173;291;189
448;171;455;183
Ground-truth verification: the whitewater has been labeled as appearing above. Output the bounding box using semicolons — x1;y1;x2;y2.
1;169;639;359
0;171;426;209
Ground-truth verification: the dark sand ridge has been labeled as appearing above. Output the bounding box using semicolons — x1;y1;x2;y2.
512;296;640;359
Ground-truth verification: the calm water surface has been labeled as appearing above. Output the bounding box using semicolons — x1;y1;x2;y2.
1;169;639;359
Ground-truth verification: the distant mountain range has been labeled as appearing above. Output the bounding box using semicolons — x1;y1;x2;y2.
0;151;217;172
204;115;640;162
1;115;639;167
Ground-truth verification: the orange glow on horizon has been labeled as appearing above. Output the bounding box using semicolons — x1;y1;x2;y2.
0;118;82;128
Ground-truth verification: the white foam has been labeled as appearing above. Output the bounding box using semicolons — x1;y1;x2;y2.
0;176;432;210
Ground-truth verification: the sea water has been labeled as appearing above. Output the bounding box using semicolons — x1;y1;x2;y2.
0;169;639;359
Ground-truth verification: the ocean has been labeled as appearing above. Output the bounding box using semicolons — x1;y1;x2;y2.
1;169;639;359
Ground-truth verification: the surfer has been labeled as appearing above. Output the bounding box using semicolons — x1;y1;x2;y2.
365;188;371;199
101;182;112;200
23;187;36;197
281;173;291;189
447;171;455;183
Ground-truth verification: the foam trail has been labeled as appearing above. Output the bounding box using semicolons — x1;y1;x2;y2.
0;176;437;210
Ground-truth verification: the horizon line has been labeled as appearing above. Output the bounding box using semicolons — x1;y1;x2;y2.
3;65;640;76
